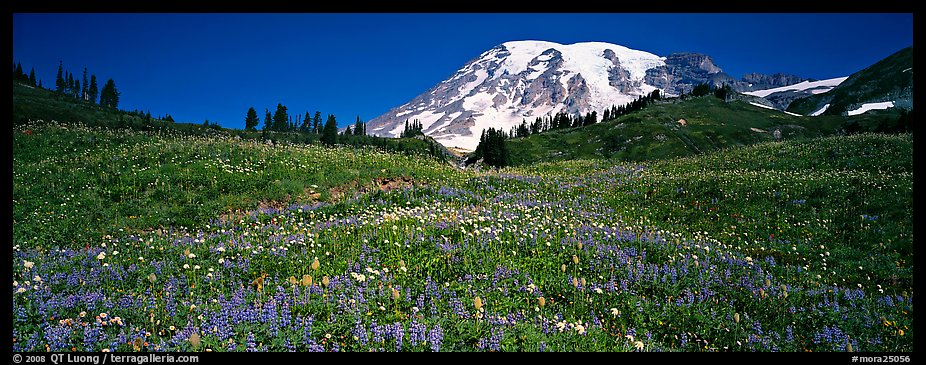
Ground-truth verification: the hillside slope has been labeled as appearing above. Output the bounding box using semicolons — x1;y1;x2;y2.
787;47;912;116
506;96;847;166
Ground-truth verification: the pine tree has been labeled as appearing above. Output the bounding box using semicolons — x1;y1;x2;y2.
691;83;712;97
321;114;338;145
67;71;74;96
14;62;24;81
353;116;366;136
245;107;259;130
29;68;36;87
88;75;98;104
82;68;89;101
56;61;64;93
472;127;509;168
312;111;322;134
74;79;81;99
301;112;311;133
99;78;120;108
272;103;288;132
263;109;272;131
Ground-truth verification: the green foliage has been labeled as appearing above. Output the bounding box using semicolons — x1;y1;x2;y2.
244;107;260;130
469;127;510;168
401;119;424;138
271;103;289;132
690;83;713;97
99;78;120;108
88;75;98;104
353;116;366;136
321;114;338;145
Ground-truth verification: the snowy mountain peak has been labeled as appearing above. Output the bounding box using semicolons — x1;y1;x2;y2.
366;40;811;150
366;40;667;150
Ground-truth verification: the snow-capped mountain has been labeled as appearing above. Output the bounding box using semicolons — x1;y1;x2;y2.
366;40;805;150
366;41;666;150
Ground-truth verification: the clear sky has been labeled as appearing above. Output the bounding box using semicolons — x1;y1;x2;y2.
12;13;913;130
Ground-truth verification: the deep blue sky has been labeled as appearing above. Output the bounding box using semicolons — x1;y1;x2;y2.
13;13;913;130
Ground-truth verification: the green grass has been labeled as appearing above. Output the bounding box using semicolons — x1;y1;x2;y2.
507;96;847;166
13;121;462;249
11;80;913;352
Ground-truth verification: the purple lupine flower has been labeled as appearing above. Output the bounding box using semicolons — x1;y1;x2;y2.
392;322;404;351
427;324;443;352
488;328;503;351
246;332;257;352
409;320;427;346
352;318;368;346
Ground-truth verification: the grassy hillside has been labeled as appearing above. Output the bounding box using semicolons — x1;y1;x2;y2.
13;121;461;249
11;76;913;352
787;47;913;116
12;83;460;248
507;96;847;166
13;126;912;351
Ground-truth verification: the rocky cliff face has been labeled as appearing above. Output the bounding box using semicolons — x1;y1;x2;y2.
742;73;807;91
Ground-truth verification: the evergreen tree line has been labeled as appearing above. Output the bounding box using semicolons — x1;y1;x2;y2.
49;60;120;108
12;59;121;109
684;82;734;100
468;127;510;168
245;105;366;146
400;119;424;138
504;89;663;139
12;61;38;88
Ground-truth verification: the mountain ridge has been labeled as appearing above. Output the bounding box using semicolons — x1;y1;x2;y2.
367;40;811;150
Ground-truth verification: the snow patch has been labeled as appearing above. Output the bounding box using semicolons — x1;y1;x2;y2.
749;102;777;110
810;104;830;117
847;101;894;116
744;77;848;98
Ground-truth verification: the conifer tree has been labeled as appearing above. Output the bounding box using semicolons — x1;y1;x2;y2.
300;112;311;133
272;103;288;132
263;109;272;131
56;61;64;93
29;68;36;86
99;78;120;108
312;111;323;134
14;62;24;81
353;116;366;136
321;114;338;145
88;75;98;104
245;107;260;130
82;68;89;101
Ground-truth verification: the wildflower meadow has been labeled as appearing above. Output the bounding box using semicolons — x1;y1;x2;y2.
13;121;912;352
